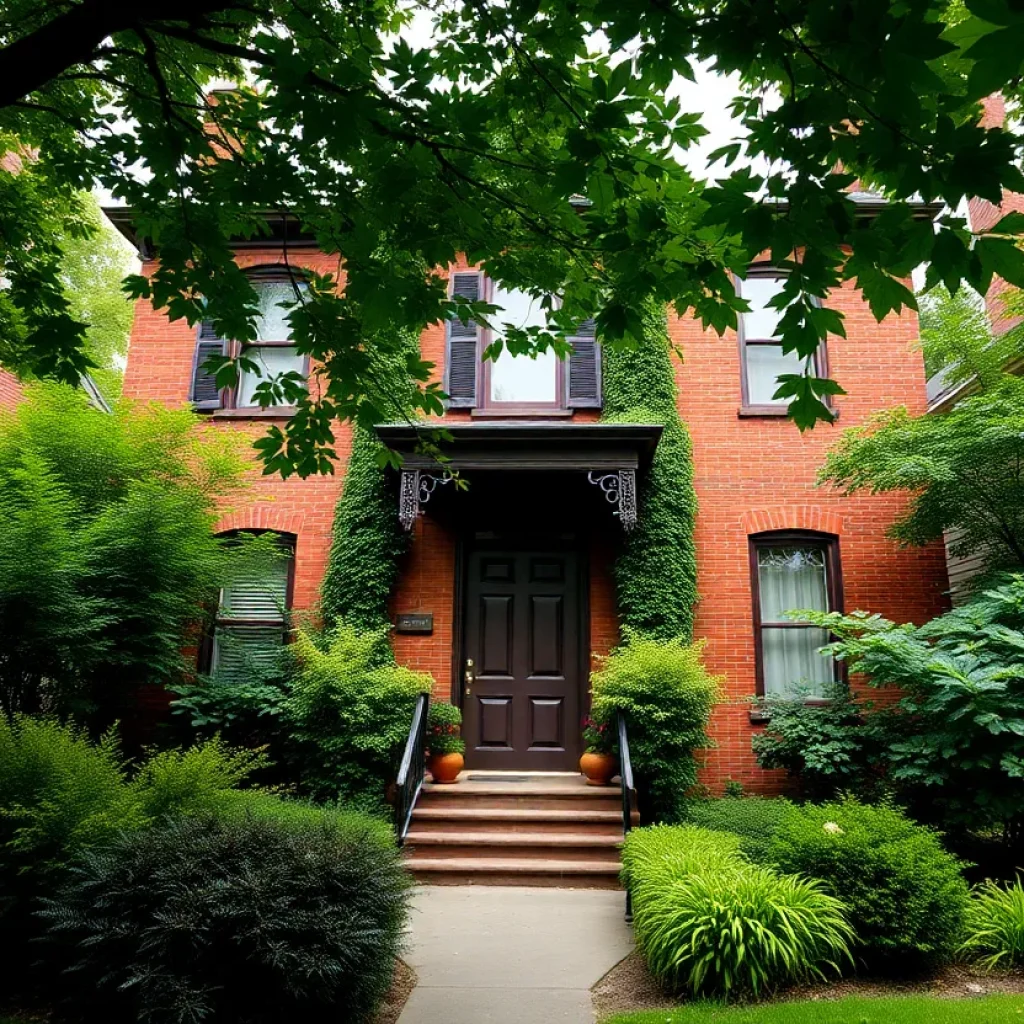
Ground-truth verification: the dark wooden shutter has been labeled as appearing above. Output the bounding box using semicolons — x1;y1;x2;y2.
445;272;481;408
567;318;601;408
191;320;225;410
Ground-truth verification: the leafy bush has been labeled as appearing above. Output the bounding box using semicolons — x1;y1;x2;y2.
42;809;410;1024
0;717;270;1000
591;630;719;821
768;798;969;967
427;701;464;757
680;797;795;862
751;685;882;801
284;622;432;804
800;578;1024;845
0;384;249;722
961;878;1024;969
625;825;853;998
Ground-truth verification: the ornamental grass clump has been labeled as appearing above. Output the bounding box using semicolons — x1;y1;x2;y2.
961;878;1024;969
624;825;854;999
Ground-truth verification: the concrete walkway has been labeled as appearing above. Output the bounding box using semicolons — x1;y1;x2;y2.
398;886;634;1024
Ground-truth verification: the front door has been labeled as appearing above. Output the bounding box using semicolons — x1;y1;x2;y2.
462;544;582;771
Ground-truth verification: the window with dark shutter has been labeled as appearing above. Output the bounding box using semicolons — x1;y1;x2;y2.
567;318;601;408
445;271;481;408
191;320;225;410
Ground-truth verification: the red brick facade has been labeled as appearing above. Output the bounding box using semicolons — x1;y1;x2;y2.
123;244;950;793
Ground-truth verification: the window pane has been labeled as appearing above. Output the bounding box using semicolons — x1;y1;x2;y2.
237;347;306;407
745;344;803;405
220;559;290;621
739;275;784;340
253;281;304;341
762;626;835;698
757;546;829;622
489;285;557;404
211;624;286;682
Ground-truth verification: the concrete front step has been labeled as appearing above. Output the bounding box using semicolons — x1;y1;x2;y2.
410;806;635;836
404;830;623;863
408;856;623;889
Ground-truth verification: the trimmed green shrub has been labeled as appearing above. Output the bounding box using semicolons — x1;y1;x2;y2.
427;701;465;757
625;825;853;998
602;303;698;641
41;808;410;1024
768;798;969;966
285;622;432;805
591;631;719;820
961;878;1024;969
680;797;795;862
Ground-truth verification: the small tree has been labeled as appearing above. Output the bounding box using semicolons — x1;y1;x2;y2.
800;577;1024;848
0;384;248;722
819;375;1024;576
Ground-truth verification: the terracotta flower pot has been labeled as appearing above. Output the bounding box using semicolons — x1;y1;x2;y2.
580;751;616;787
429;752;464;784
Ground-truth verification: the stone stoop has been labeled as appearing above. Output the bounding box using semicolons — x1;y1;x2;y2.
403;772;636;888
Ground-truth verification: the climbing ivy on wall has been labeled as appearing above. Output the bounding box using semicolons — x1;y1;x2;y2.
319;426;408;641
601;304;698;641
320;333;423;643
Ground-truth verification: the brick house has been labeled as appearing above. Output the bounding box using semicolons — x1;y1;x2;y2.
111;200;950;796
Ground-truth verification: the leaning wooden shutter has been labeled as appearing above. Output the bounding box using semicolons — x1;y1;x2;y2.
191;320;225;410
567;318;602;408
445;272;481;408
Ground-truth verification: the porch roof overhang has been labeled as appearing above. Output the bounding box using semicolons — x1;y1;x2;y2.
374;421;664;533
373;421;663;472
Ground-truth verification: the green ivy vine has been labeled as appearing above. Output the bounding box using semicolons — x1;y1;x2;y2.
601;303;698;641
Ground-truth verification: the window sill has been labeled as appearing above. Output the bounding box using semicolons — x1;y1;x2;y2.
470;408;575;419
749;697;833;724
208;407;298;420
738;406;838;420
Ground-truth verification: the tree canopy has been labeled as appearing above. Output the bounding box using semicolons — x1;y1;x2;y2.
3;0;1024;475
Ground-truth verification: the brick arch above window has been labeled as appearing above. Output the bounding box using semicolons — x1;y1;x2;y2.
215;510;306;537
740;507;845;538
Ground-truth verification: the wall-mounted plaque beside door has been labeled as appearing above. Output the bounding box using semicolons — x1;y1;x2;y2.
395;613;434;634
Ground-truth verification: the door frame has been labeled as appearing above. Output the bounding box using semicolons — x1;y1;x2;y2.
450;532;591;762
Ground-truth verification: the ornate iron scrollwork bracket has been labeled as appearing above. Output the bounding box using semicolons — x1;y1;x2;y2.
398;469;454;531
588;469;637;531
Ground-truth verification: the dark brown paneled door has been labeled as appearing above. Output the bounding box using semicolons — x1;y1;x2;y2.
462;547;581;771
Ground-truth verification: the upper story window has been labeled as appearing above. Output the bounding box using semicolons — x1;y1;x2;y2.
737;269;827;413
191;269;308;414
444;270;601;414
750;531;842;699
207;531;294;682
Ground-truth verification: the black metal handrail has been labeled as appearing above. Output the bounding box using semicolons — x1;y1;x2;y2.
617;711;637;921
394;692;429;846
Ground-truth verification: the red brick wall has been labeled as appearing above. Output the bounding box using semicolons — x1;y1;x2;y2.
0;368;23;409
123;247;949;789
672;278;949;793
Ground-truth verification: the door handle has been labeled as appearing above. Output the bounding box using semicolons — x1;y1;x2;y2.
464;658;475;696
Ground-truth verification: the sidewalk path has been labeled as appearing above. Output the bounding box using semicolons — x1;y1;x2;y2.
398;885;634;1024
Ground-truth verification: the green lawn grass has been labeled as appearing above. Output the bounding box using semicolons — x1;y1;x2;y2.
607;994;1024;1024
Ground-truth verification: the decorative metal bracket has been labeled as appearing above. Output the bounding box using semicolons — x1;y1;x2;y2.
398;469;454;531
588;469;637;531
